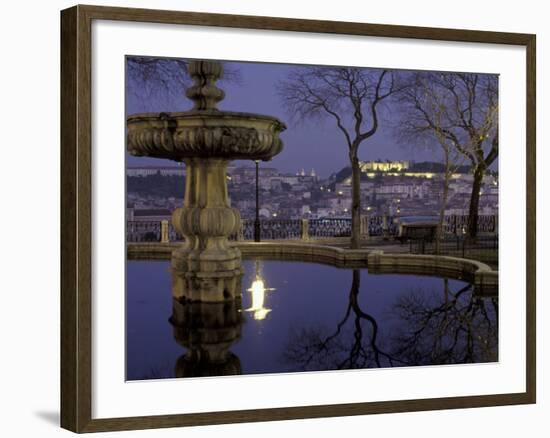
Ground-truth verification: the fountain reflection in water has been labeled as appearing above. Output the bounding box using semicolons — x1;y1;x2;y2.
168;259;276;377
169;274;243;377
170;299;243;378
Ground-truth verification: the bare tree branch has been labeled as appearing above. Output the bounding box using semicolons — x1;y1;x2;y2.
127;56;242;112
394;71;499;237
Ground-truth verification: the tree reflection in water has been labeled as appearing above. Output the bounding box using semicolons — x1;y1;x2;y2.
283;270;498;371
390;278;498;365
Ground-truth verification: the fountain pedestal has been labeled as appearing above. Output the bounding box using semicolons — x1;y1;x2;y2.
172;158;242;301
127;59;285;302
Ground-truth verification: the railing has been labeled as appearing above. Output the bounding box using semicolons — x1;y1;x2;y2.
167;219;303;241
127;221;162;242
408;234;499;267
443;215;497;234
127;214;497;243
167;224;180;242
368;215;398;236
242;219;302;240
309;218;351;238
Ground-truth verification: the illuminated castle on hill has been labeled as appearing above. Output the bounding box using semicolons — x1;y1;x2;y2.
340;160;455;184
359;160;410;172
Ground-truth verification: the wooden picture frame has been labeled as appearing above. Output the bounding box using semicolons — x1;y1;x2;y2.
60;4;536;433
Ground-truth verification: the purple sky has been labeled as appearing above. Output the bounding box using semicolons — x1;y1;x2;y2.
125;60;480;178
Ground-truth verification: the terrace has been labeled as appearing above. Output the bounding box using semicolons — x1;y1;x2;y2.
125;59;498;378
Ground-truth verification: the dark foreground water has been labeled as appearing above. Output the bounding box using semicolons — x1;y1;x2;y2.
126;260;498;380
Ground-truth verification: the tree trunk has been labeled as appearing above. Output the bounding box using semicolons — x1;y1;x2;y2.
350;150;361;249
467;165;484;238
436;156;451;255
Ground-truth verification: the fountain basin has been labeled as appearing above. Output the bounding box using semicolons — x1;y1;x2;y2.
127;110;286;161
127;241;498;293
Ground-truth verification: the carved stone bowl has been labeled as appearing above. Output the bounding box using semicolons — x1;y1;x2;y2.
127;110;286;162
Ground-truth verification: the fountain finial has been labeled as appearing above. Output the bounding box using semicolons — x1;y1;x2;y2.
185;60;225;111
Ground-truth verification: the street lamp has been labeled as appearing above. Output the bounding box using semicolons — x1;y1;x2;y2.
254;160;261;242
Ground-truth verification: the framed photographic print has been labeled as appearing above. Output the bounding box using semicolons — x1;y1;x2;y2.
60;4;536;433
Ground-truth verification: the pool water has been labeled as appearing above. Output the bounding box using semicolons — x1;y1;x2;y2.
126;260;498;380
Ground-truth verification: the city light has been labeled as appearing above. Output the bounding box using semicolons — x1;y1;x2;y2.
127;159;497;230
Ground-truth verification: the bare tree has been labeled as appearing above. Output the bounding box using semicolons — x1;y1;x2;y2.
397;72;498;238
278;67;402;248
412;76;467;252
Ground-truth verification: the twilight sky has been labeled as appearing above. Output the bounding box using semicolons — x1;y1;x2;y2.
126;59;485;178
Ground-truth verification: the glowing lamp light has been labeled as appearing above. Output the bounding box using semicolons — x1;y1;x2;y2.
246;262;276;321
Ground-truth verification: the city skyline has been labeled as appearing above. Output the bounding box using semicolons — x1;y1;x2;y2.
126;159;499;221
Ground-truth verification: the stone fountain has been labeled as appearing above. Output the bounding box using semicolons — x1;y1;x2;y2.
127;60;286;302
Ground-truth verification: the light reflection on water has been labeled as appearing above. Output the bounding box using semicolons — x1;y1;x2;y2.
126;260;498;380
245;260;276;321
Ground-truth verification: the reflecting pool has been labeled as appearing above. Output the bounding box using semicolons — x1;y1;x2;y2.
126;260;498;380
